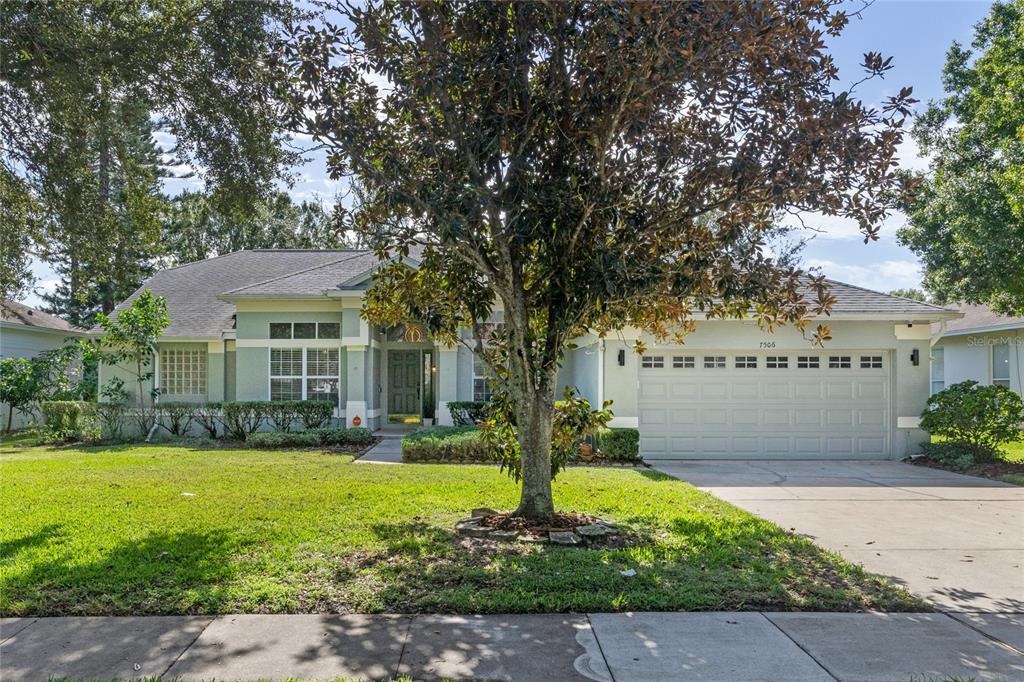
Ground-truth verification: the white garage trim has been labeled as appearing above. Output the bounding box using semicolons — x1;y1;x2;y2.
637;350;891;460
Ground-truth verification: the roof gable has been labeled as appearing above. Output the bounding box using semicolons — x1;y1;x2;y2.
1;299;84;333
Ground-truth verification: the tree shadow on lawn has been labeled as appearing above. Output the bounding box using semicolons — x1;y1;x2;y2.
360;516;925;614
1;529;241;616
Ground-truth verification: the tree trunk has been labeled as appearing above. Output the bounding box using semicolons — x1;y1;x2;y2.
514;389;556;521
5;404;13;434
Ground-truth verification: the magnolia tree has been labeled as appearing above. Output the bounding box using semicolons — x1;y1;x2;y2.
279;1;915;519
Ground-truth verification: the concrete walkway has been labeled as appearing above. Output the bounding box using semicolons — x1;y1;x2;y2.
650;459;1024;613
3;612;1023;681
354;436;403;464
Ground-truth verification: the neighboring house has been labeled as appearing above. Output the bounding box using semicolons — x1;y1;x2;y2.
0;299;88;429
930;304;1024;397
97;249;959;460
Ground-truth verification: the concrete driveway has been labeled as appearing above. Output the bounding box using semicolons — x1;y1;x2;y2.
649;459;1024;612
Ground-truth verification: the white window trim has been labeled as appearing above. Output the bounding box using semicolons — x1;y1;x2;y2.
269;347;341;403
992;344;1011;387
473;353;494;401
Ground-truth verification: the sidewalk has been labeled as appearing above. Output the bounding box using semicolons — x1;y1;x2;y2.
3;612;1022;681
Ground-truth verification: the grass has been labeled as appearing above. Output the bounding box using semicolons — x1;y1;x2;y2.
0;441;925;616
923;436;1024;485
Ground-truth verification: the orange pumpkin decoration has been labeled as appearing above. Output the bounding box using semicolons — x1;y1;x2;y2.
352;415;362;427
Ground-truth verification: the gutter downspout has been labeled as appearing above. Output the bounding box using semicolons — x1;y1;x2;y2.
930;320;947;348
146;344;160;442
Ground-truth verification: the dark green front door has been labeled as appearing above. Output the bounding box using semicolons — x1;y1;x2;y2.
388;350;421;416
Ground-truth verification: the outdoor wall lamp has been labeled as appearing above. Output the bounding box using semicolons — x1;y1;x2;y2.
618;349;626;366
911;348;920;366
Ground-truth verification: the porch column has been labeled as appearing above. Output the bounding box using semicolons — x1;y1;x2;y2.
345;344;368;428
436;345;459;426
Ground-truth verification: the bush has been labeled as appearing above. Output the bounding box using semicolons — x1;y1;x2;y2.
194;402;221;438
402;425;491;463
265;400;303;432
296;401;334;429
95;403;129;442
221;401;269;440
594;428;641;461
920;441;976;470
40;400;98;442
313;426;374;447
920;381;1023;458
247;431;321;449
160;401;196;436
447;400;491;426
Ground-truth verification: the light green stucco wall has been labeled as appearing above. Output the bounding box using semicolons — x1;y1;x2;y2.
236;311;343;339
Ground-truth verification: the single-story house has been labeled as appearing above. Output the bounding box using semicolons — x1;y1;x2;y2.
1;299;88;429
930;304;1024;396
98;249;960;459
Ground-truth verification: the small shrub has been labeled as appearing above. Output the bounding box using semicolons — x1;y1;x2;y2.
594;427;641;461
265;400;302;432
920;381;1023;458
194;402;221;438
402;425;490;463
221;401;269;440
246;431;320;449
40;401;98;442
920;441;976;470
314;426;374;447
132;405;160;439
95;402;129;441
160;401;196;436
447;400;491;426
296;401;334;429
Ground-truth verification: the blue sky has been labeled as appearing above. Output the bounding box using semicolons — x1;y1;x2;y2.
24;0;995;307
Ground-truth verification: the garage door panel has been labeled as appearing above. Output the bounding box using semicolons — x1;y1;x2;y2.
670;409;697;426
701;383;728;399
732;382;759;399
670;382;698;399
640;382;667;399
637;350;890;459
733;409;759;426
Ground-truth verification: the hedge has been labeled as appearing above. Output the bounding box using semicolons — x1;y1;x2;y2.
246;426;375;449
40;401;98;442
221;401;269;440
594;427;641;461
401;425;491;463
447;400;491;426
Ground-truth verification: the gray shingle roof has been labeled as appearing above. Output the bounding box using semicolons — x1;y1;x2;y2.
96;249;958;338
97;250;372;338
812;280;956;315
1;299;85;333
934;303;1024;335
221;252;380;297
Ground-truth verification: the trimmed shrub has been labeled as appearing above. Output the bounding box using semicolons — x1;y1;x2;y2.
194;402;221;438
447;400;490;426
594;427;641;461
402;425;490;463
920;381;1023;459
296;401;334;429
265;400;303;432
160;401;196;436
247;431;320;449
221;401;269;440
919;441;975;470
40;400;98;442
314;426;374;447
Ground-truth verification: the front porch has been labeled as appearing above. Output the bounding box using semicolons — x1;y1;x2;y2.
342;324;468;430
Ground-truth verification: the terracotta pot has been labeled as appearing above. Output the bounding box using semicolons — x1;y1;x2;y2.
579;443;595;462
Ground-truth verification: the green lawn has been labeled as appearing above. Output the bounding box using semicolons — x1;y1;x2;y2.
0;441;924;616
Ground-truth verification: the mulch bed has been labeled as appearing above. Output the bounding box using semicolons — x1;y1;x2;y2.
911;456;1024;483
479;511;603;534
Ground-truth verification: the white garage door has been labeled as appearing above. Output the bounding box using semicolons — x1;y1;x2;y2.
638;351;890;459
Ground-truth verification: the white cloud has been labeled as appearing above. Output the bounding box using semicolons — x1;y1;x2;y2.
781;209;909;242
806;258;922;293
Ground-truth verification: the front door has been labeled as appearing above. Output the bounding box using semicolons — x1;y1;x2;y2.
388;350;421;418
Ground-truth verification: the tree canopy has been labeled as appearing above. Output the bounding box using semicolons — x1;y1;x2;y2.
281;0;915;519
0;0;302;302
898;0;1024;314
